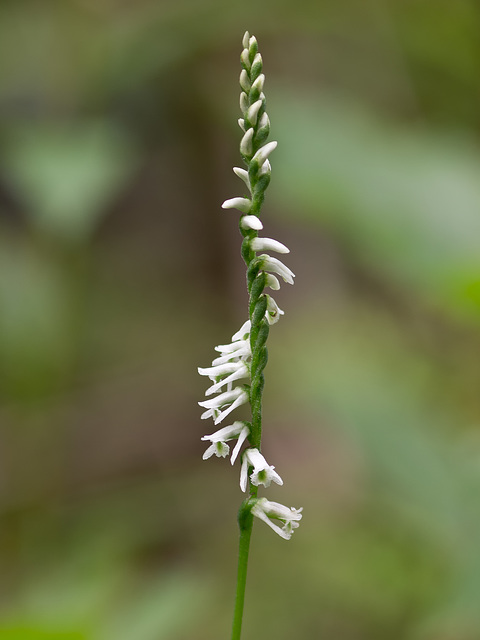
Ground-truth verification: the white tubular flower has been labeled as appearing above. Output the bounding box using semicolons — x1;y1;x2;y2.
265;295;284;325
242;31;250;49
250;237;290;254
238;118;246;133
205;362;249;395
201;421;250;463
233;167;251;192
258;159;271;176
239;69;251;92
240;48;250;70
222;197;251;213
251;73;265;94
247;99;263;126
240;215;263;231
265;273;280;290
240;128;254;156
199;387;249;425
258;111;269;129
212;344;250;366
240;92;248;114
251;498;303;540
252;141;277;167
231;319;251;341
198;360;244;381
259;254;295;285
240;448;283;492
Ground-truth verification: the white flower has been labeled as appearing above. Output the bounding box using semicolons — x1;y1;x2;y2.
201;421;250;463
231;319;251;341
239;69;251;91
240;91;248;114
251;498;303;540
233;167;251;192
240;128;254;156
240;448;283;492
258;159;271;176
222;197;251;213
199;387;249;425
211;338;250;366
265;295;284;325
259;254;295;285
250;237;290;254
257;112;269;130
247;99;263;126
252;141;277;168
265;273;280;290
251;73;265;94
240;215;263;231
205;362;249;395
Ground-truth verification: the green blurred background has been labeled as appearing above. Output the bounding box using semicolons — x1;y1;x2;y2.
1;1;480;638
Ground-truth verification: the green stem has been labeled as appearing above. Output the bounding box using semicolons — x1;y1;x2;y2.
231;491;258;640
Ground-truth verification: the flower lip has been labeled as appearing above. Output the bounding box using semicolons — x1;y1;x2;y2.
240;448;283;492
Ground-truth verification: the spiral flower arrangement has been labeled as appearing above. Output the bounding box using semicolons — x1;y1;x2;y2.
197;31;302;639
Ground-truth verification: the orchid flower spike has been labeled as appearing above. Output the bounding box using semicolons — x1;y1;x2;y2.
197;30;302;568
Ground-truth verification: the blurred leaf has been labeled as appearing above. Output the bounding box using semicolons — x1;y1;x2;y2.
272;91;480;318
0;121;138;241
0;238;77;397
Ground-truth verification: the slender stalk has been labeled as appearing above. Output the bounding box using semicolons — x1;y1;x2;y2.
231;516;253;639
231;490;258;640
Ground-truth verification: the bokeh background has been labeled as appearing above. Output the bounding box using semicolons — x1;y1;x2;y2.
1;1;480;638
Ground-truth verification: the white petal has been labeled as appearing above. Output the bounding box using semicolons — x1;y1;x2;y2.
205;364;249;395
240;49;250;70
231;426;250;465
251;73;264;94
240;454;249;492
251;504;292;540
245;448;265;468
250;237;290;254
259;159;271;176
241;215;263;231
258;111;269;129
202;421;246;443
214;390;249;425
202;441;229;460
238;118;246;132
265;295;284;325
233;167;251;192
222;197;251;213
252;141;277;167
239;69;251;92
198;361;243;378
198;387;244;410
211;347;250;366
260;254;295;285
242;31;250;49
240;91;248;114
265;273;280;290
215;339;249;354
247;99;263;126
231;319;251;341
240;128;254;157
